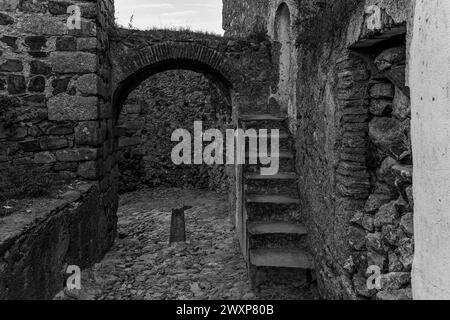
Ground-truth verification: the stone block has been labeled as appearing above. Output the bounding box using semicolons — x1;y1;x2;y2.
17;15;68;35
118;136;141;148
0;59;23;72
48;93;98;121
369;99;392;116
49;52;97;74
78;160;101;180
374;201;399;228
0;12;14;25
39;137;68;150
374;47;406;71
376;288;412;300
0;0;19;11
380;272;411;291
400;212;413;236
55;148;98;162
34;152;56;164
75;121;101;146
370;83;394;99
392;87;410;120
369;117;405;155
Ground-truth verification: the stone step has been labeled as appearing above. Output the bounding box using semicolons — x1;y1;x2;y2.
248;222;307;236
245;179;298;197
245;151;294;159
244;131;290;139
249;248;313;269
239;114;287;122
246;194;300;204
245;172;297;180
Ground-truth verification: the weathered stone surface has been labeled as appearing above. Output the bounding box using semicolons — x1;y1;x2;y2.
394;195;410;215
49;52;97;73
118;137;141;148
351;211;374;232
364;193;393;214
78;161;101;180
70;74;100;96
0;0;20;11
369;117;405;155
0;184;116;300
55;148;98;162
382;224;405;247
374;47;406;71
7;75;26;94
366;233;384;254
369;83;395;99
405;185;414;209
30;60;51;75
391;164;413;185
0;12;14;25
392;87;410;120
397;238;414;271
388;252;404;272
17;15;68;35
380;272;411;291
34;151;56;164
377;157;400;186
0;59;23;72
353;273;374;298
28;76;46;92
39;136;68;150
369;99;392;116
349;226;367;251
376;288;412;300
48;94;98;121
374;201;399;228
367;251;386;271
400;212;414;236
75;122;101;146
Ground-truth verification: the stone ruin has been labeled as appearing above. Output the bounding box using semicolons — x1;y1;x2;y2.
0;0;449;300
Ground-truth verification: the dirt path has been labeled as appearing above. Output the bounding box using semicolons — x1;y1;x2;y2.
58;188;318;300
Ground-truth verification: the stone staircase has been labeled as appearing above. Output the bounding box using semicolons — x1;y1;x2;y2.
238;114;314;288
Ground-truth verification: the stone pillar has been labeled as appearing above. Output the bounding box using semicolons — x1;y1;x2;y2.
410;0;450;299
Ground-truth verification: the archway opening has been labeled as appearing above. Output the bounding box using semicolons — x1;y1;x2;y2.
116;69;232;193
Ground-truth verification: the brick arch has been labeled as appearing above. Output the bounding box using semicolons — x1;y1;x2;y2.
112;42;237;121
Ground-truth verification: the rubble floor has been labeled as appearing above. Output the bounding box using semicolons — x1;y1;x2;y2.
62;187;318;300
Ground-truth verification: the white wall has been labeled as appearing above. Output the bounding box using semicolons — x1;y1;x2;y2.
410;0;450;300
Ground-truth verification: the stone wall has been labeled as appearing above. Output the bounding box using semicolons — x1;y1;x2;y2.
222;0;269;37
0;181;115;300
117;70;231;193
0;0;118;299
224;0;414;299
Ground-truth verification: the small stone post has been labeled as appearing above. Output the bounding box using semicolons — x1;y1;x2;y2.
169;206;191;244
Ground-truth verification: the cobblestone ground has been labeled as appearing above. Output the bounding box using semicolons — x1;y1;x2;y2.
58;188;318;300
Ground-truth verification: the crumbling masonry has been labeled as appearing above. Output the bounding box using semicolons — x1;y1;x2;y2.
1;0;449;300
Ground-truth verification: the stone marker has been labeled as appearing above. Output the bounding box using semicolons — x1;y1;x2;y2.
169;206;191;244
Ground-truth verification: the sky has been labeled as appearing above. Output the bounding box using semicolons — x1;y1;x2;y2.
115;0;224;34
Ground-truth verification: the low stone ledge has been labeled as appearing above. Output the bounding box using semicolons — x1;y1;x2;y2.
0;181;116;300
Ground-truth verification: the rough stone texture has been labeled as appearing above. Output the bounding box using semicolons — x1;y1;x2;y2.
222;0;414;299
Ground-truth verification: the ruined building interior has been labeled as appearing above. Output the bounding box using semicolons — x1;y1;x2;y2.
0;0;449;300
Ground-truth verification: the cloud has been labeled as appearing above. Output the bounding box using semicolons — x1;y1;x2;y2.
160;10;198;18
115;0;224;34
133;3;175;9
